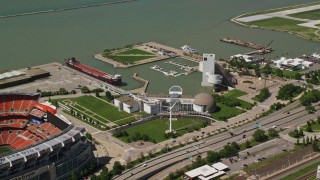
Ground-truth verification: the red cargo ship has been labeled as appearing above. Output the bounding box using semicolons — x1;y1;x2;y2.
65;57;122;86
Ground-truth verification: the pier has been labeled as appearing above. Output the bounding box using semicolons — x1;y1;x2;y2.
150;65;187;77
130;73;149;94
0;0;137;19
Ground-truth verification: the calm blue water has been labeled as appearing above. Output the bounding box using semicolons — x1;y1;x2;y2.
0;0;319;94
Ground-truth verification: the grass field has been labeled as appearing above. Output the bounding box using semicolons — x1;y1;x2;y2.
223;89;253;110
0;146;12;154
301;122;320;132
212;103;244;120
118;118;206;143
280;161;319;180
116;49;154;55
57;95;137;128
245;17;319;41
290;9;320;20
103;54;155;62
223;89;247;98
239;2;320;18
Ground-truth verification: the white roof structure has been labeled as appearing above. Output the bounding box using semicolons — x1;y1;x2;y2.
231;54;254;62
199;171;226;180
185;165;218;178
273;57;313;68
212;162;229;171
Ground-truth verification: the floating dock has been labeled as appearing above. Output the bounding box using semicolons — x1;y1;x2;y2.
150;65;187;77
220;37;273;55
164;61;196;73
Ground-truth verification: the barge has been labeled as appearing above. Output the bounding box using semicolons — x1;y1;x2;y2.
65;57;122;86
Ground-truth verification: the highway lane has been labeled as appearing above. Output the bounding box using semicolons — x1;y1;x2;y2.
114;101;315;180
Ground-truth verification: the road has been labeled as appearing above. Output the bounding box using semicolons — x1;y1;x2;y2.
113;101;318;180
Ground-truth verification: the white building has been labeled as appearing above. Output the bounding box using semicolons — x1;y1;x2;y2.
183;164;227;180
193;93;216;113
199;54;222;86
114;96;140;113
273;57;313;71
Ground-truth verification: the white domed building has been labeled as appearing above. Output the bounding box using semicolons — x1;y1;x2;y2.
193;93;216;113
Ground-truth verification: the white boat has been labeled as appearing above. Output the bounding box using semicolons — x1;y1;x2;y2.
181;45;197;53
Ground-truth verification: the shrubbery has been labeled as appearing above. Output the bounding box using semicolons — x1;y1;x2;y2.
277;84;304;100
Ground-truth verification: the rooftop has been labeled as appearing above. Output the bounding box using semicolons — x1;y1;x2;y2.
115;96;139;106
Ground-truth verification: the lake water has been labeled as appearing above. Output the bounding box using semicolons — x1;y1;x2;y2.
0;0;319;94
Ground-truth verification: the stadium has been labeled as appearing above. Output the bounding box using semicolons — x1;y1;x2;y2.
0;93;94;180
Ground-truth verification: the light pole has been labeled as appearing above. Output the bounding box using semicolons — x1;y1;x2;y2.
168;100;179;133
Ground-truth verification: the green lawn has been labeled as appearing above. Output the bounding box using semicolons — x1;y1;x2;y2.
222;89;253;110
301;122;320;132
103;54;155;62
280;161;320;180
0;146;12;154
118;118;206;143
212;103;244;120
290;9;320;20
223;89;247;98
116;49;154;55
245;17;319;41
70;96;132;121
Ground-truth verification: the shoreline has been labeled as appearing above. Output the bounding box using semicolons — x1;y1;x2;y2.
230;5;320;43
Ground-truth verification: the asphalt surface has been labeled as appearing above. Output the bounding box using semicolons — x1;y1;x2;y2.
113;101;318;180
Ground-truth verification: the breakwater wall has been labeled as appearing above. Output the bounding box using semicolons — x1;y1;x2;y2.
0;0;137;19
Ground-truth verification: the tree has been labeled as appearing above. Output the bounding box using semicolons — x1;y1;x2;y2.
105;91;112;98
71;90;77;94
306;105;316;114
313;141;319;152
245;140;251;148
86;133;93;141
112;161;125;175
99;166;110;180
96;91;100;97
255;88;270;102
252;129;268;142
90;175;98;180
315;135;318;141
299;129;304;137
296;138;300;145
317;116;320;124
303;138;306;146
306;122;313;132
207;151;221;163
81;86;91;93
231;142;240;150
274;68;283;77
277;84;304;100
70;172;78;180
306;136;310;144
261;64;272;75
268;128;278;137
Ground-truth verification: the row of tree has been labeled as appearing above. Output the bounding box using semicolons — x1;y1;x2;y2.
37;88;77;97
